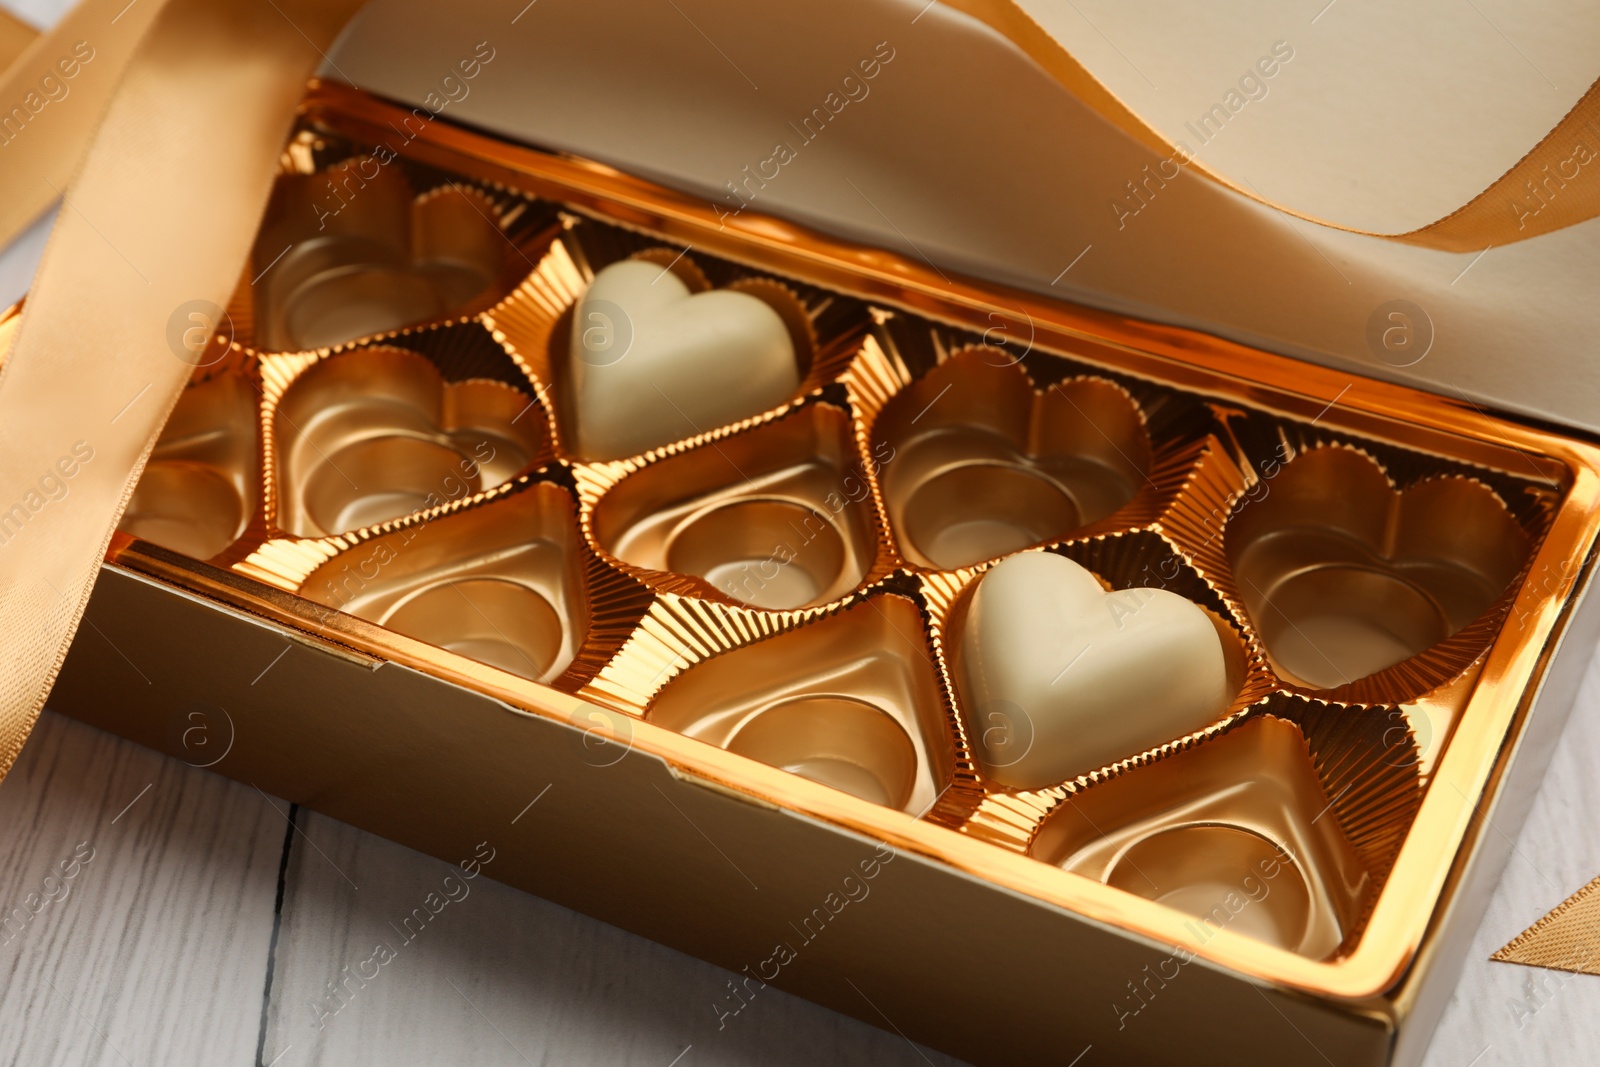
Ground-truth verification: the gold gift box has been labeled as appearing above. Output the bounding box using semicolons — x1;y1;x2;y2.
22;82;1600;1066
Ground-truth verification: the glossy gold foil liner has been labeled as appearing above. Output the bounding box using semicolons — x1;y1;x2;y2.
925;532;1275;799
291;474;652;691
977;695;1421;959
259;332;551;540
242;153;557;353
481;215;869;462
119;368;262;563
1171;414;1552;703
851;313;1220;570
115;320;558;574
578;399;896;611
1034;715;1366;961
870;348;1147;569
581;579;984;822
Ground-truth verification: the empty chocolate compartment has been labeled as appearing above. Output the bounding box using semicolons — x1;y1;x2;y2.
297;484;596;684
644;594;956;814
872;348;1152;570
1030;715;1379;960
270;344;546;537
1226;446;1531;691
586;402;886;609
121;372;259;561
251;157;535;351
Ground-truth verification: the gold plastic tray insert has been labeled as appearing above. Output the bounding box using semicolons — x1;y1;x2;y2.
24;81;1594;1009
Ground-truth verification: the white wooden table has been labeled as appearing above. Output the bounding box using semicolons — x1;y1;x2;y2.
0;708;970;1067
4;2;1600;1060
1;644;1596;1067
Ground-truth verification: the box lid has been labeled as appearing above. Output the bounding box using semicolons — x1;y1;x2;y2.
325;0;1600;434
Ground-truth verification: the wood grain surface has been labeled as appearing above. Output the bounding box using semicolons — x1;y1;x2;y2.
0;639;1593;1067
0;713;286;1066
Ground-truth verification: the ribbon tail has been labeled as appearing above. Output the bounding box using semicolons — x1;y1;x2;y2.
0;8;39;71
945;0;1600;251
0;0;368;782
0;0;170;254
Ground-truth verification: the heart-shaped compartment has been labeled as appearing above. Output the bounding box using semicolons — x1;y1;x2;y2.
645;594;956;814
271;345;547;538
949;548;1246;791
872;348;1152;570
586;402;886;610
297;484;597;685
1030;715;1371;960
121;372;258;561
251;157;532;352
1226;446;1530;691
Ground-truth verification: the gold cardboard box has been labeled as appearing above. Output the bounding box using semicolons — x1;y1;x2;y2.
29;82;1600;1066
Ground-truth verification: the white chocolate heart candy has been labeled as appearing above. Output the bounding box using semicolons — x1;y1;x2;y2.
956;552;1231;790
568;260;800;460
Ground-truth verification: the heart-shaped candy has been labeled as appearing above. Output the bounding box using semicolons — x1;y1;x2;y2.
568;260;800;460
956;552;1231;790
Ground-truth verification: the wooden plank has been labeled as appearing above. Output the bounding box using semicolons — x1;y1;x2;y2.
1422;643;1600;1066
263;808;967;1066
0;711;287;1066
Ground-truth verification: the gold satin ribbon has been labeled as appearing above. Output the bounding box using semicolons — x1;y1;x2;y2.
948;0;1600;251
0;0;164;253
0;9;38;72
0;0;366;781
1493;874;1600;976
